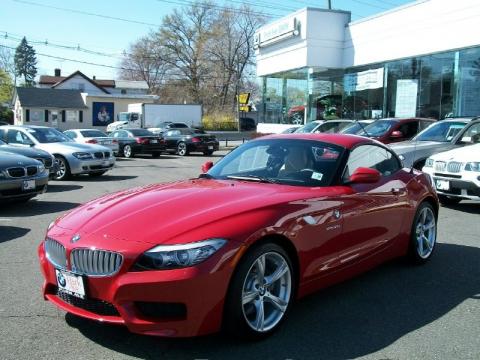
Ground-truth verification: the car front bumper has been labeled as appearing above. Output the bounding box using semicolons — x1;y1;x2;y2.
423;168;480;200
68;156;116;175
38;240;240;337
0;172;49;200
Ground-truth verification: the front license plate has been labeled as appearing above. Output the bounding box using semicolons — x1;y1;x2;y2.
151;140;158;143
55;269;86;299
436;179;450;191
208;145;213;150
102;160;109;166
22;179;35;191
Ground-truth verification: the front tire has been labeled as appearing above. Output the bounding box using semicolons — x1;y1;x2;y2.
224;242;294;339
54;155;71;180
409;202;437;264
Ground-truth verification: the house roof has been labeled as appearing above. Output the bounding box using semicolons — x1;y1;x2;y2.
16;87;87;108
115;80;149;89
51;71;110;94
38;75;66;85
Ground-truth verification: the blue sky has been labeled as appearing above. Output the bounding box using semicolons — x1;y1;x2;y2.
0;0;413;80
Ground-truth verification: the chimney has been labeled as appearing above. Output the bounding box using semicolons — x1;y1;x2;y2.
54;68;61;77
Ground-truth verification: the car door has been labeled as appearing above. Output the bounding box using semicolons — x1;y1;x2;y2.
336;144;409;264
165;130;181;150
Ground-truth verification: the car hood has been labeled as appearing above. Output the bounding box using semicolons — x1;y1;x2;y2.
0;152;41;167
430;143;480;162
35;141;110;153
0;145;51;159
51;179;346;246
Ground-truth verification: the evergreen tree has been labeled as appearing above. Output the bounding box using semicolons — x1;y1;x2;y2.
14;37;37;86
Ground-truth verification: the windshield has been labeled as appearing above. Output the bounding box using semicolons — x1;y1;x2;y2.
341;123;369;135
362;120;396;137
295;122;320;133
413;121;466;142
27;128;71;143
80;130;107;138
0;139;5;145
207;139;345;187
129;129;154;136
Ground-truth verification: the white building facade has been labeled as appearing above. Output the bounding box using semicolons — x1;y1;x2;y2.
255;0;480;131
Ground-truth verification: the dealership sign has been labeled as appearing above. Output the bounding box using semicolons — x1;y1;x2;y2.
344;67;384;93
254;17;300;48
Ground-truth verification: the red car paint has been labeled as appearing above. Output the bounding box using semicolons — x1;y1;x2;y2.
38;133;438;337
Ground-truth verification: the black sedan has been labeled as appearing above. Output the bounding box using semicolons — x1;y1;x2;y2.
163;128;219;156
0;139;57;177
109;128;166;158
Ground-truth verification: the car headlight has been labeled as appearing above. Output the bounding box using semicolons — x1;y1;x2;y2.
424;158;434;168
133;238;227;271
72;152;93;160
0;171;5;179
38;164;45;173
398;154;405;161
464;162;480;172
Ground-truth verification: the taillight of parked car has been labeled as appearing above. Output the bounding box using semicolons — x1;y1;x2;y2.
136;138;149;144
112;139;118;144
191;137;201;143
86;139;98;144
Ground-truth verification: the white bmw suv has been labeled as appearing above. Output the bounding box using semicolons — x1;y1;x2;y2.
422;143;480;205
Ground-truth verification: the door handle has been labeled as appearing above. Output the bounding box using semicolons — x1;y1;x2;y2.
391;188;403;195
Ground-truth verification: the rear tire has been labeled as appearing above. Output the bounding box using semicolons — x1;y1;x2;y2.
408;202;437;264
54;155;71;180
223;242;294;339
177;142;188;156
123;145;133;158
438;195;461;206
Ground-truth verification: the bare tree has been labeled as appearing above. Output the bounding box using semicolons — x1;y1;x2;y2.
0;46;16;86
119;35;170;94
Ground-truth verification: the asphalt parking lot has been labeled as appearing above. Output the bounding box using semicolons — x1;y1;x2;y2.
0;151;479;360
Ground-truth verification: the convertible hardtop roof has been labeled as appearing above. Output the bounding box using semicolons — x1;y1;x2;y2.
258;133;378;149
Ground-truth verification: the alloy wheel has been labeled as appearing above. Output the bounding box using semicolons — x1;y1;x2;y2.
241;252;292;332
55;157;67;180
123;145;132;158
177;142;187;156
415;206;436;259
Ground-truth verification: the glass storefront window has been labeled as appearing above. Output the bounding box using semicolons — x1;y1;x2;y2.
458;47;480;117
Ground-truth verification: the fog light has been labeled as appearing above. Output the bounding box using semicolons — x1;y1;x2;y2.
82;166;88;170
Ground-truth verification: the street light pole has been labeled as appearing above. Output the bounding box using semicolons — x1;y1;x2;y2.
327;0;332;10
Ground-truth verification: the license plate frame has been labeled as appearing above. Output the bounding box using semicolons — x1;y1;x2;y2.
151;140;158;144
208;145;214;150
436;179;450;191
55;269;86;299
22;179;35;191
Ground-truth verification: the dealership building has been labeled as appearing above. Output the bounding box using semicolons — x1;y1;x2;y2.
255;0;480;132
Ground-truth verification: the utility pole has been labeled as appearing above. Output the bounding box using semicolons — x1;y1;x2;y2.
327;0;332;9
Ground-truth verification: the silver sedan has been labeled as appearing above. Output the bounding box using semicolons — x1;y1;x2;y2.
0;125;115;180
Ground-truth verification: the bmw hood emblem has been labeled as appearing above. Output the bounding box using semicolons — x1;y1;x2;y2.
71;234;81;243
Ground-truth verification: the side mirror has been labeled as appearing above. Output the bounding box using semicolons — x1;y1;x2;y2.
390;130;404;139
201;161;213;173
349;167;381;184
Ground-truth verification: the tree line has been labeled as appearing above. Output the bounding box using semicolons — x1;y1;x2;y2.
119;1;265;116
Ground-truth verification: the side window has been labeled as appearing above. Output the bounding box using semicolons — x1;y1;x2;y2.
344;145;401;180
460;123;480;143
0;129;6;140
64;131;76;139
7;130;30;144
398;121;419;138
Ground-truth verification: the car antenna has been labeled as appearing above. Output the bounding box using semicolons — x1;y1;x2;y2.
354;118;371;138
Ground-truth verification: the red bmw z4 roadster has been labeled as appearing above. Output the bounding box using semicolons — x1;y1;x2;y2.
38;133;439;339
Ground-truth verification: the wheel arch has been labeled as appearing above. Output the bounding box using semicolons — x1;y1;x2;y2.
421;195;439;220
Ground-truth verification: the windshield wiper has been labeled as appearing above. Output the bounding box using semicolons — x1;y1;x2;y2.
226;175;277;183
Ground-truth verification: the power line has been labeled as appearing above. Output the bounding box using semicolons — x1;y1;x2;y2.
0;44;258;82
12;0;162;27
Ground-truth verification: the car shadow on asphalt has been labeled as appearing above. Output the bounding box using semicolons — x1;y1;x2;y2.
63;243;480;360
71;175;138;182
46;184;84;193
442;202;480;214
0;226;30;243
0;200;80;217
